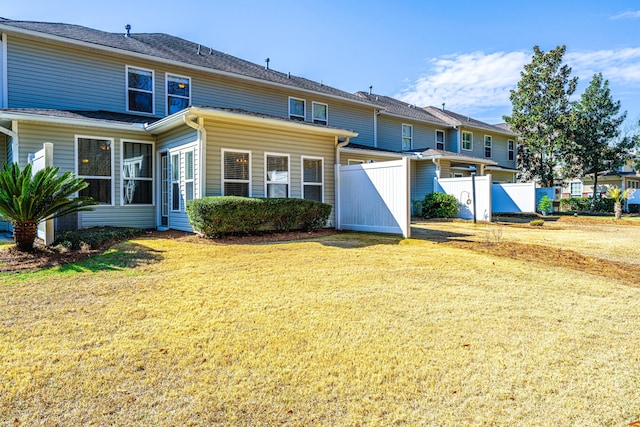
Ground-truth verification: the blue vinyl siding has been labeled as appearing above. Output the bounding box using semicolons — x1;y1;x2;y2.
377;115;441;152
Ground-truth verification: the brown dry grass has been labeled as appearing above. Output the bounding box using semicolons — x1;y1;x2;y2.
1;222;640;425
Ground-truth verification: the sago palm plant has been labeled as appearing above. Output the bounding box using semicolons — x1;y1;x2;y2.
0;162;97;252
606;185;627;220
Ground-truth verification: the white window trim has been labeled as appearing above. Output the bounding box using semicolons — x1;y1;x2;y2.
508;139;515;161
289;96;306;121
402;124;413;151
484;135;492;158
301;155;324;202
462;131;473;151
184;149;195;202
264;152;290;198
165;72;191;116
570;181;583;198
75;135;115;206
222;148;252;197
312;101;329;125
120;139;155;207
126;65;155;115
170;151;181;212
435;129;445;150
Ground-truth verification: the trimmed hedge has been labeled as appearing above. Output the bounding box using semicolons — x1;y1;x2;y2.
420;192;460;219
186;196;332;237
54;226;145;250
559;197;615;213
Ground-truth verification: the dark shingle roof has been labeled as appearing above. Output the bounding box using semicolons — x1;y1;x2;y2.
0;18;379;107
425;107;516;135
0;108;157;125
355;92;450;125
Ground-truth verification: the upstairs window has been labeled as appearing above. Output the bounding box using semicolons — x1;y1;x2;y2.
122;141;153;205
302;156;323;202
265;153;290;198
76;137;114;205
462;131;473;151
312;102;328;125
436;130;445;150
167;74;191;115
484;135;492;158
508;139;515;161
289;97;306;121
223;150;251;197
127;66;154;114
402;124;413;151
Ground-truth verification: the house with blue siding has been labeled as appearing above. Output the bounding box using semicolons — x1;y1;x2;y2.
0;17;521;234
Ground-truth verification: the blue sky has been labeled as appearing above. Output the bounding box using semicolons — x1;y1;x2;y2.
2;0;639;126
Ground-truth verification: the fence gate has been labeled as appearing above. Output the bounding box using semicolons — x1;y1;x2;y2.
29;143;55;245
336;158;411;237
435;175;493;221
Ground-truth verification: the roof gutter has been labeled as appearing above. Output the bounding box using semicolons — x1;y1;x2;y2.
0;111;148;131
0;25;382;110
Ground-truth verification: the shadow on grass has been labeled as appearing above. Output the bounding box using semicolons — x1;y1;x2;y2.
409;226;475;243
56;242;164;273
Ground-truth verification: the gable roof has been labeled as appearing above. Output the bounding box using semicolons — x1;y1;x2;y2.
424;107;517;136
0;18;382;109
354;92;451;126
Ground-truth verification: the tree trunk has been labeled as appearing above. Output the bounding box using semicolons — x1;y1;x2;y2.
590;173;598;212
614;201;622;220
13;221;38;252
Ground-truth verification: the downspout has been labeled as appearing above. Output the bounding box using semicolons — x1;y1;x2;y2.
454;125;460;153
373;110;379;148
334;136;351;230
0;122;18;163
432;158;441;178
183;114;207;198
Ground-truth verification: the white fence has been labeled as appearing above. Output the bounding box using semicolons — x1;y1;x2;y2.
435;175;492;221
336;158;411;237
29;143;55;245
493;182;537;213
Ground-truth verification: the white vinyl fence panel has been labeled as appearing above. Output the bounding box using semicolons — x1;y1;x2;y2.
435;175;492;221
493;182;536;213
29;143;55;245
337;158;411;237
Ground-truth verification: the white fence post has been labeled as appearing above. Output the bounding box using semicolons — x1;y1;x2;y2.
29;143;55;246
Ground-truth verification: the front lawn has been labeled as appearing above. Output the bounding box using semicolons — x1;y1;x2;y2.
1;224;639;425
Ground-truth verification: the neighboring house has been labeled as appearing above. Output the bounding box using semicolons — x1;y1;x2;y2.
0;18;522;233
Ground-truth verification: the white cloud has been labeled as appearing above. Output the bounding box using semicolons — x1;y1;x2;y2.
610;10;640;20
397;48;640;120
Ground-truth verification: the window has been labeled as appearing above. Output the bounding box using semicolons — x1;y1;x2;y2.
302;156;323;202
453;173;463;178
570;181;583;197
312;102;328;125
265;153;289;198
436;130;445;150
402;124;413;151
289;97;305;121
171;153;181;211
167;74;190;115
348;159;365;165
185;150;195;201
628;180;639;189
127;66;154;114
76;137;114;205
484;135;492;158
462;131;473;150
508;140;515;161
122;141;153;205
223;150;251;196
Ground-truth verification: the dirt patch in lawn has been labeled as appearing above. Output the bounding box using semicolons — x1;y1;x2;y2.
0;229;339;273
446;239;640;287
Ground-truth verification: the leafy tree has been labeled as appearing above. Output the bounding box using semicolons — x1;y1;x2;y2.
504;45;578;187
606;186;628;220
0;163;97;252
566;73;638;209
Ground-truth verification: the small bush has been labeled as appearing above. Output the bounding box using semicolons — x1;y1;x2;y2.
537;195;552;214
186;196;332;238
529;219;545;227
420;192;460;219
54;226;145;250
629;204;640;214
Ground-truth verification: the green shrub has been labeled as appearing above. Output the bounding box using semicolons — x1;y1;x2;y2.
54;226;145;250
559;197;615;213
420;192;460;219
529;219;545;227
629;204;640;214
186;196;332;238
